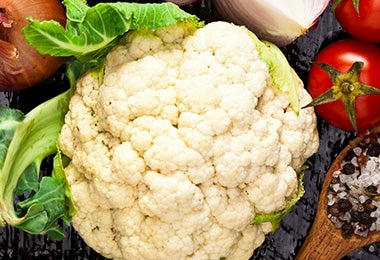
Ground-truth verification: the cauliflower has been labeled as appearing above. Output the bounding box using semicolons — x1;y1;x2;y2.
58;21;319;259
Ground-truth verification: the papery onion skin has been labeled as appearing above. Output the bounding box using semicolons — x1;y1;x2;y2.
0;0;66;91
164;0;201;6
213;0;330;47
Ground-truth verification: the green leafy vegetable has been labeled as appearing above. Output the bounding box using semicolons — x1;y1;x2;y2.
0;68;76;240
0;57;94;240
252;172;305;231
23;0;202;63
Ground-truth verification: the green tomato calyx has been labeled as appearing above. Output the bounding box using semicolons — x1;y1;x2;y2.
332;0;360;16
303;61;380;131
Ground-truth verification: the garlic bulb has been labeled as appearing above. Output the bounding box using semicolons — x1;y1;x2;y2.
213;0;330;46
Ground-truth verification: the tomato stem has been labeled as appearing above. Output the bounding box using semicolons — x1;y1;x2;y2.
341;82;355;93
304;61;380;131
332;0;361;16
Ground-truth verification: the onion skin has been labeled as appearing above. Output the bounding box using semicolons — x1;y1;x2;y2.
0;0;66;91
164;0;201;6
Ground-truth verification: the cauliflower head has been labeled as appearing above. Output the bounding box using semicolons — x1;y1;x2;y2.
59;21;319;260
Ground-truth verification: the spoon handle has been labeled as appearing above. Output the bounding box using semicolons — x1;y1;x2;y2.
296;214;351;260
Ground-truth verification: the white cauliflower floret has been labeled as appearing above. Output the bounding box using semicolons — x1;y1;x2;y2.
59;21;319;260
245;167;298;213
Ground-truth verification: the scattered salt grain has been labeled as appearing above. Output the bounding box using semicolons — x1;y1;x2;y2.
353;147;362;156
372;174;380;186
351;157;358;166
358;173;371;185
332;183;341;192
342;212;351;222
327;194;335;206
366;159;377;172
354;227;368;237
359;195;367;204
337;191;347;199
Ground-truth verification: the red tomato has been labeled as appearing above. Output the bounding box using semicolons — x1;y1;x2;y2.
307;39;380;132
334;0;380;42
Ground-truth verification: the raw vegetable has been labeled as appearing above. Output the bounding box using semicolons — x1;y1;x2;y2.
56;21;318;259
0;0;201;240
213;0;330;46
24;1;319;258
333;0;380;43
305;39;380;132
22;0;202;63
0;62;78;240
252;171;305;231
0;0;319;259
0;0;66;90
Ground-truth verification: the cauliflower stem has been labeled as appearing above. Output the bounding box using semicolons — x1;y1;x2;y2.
0;72;74;240
0;60;92;240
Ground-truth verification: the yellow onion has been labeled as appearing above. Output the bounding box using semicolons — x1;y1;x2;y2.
213;0;330;46
0;0;66;91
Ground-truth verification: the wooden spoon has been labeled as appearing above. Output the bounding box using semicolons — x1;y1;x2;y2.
296;125;380;260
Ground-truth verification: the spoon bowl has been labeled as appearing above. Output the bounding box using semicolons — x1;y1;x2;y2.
296;125;380;259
